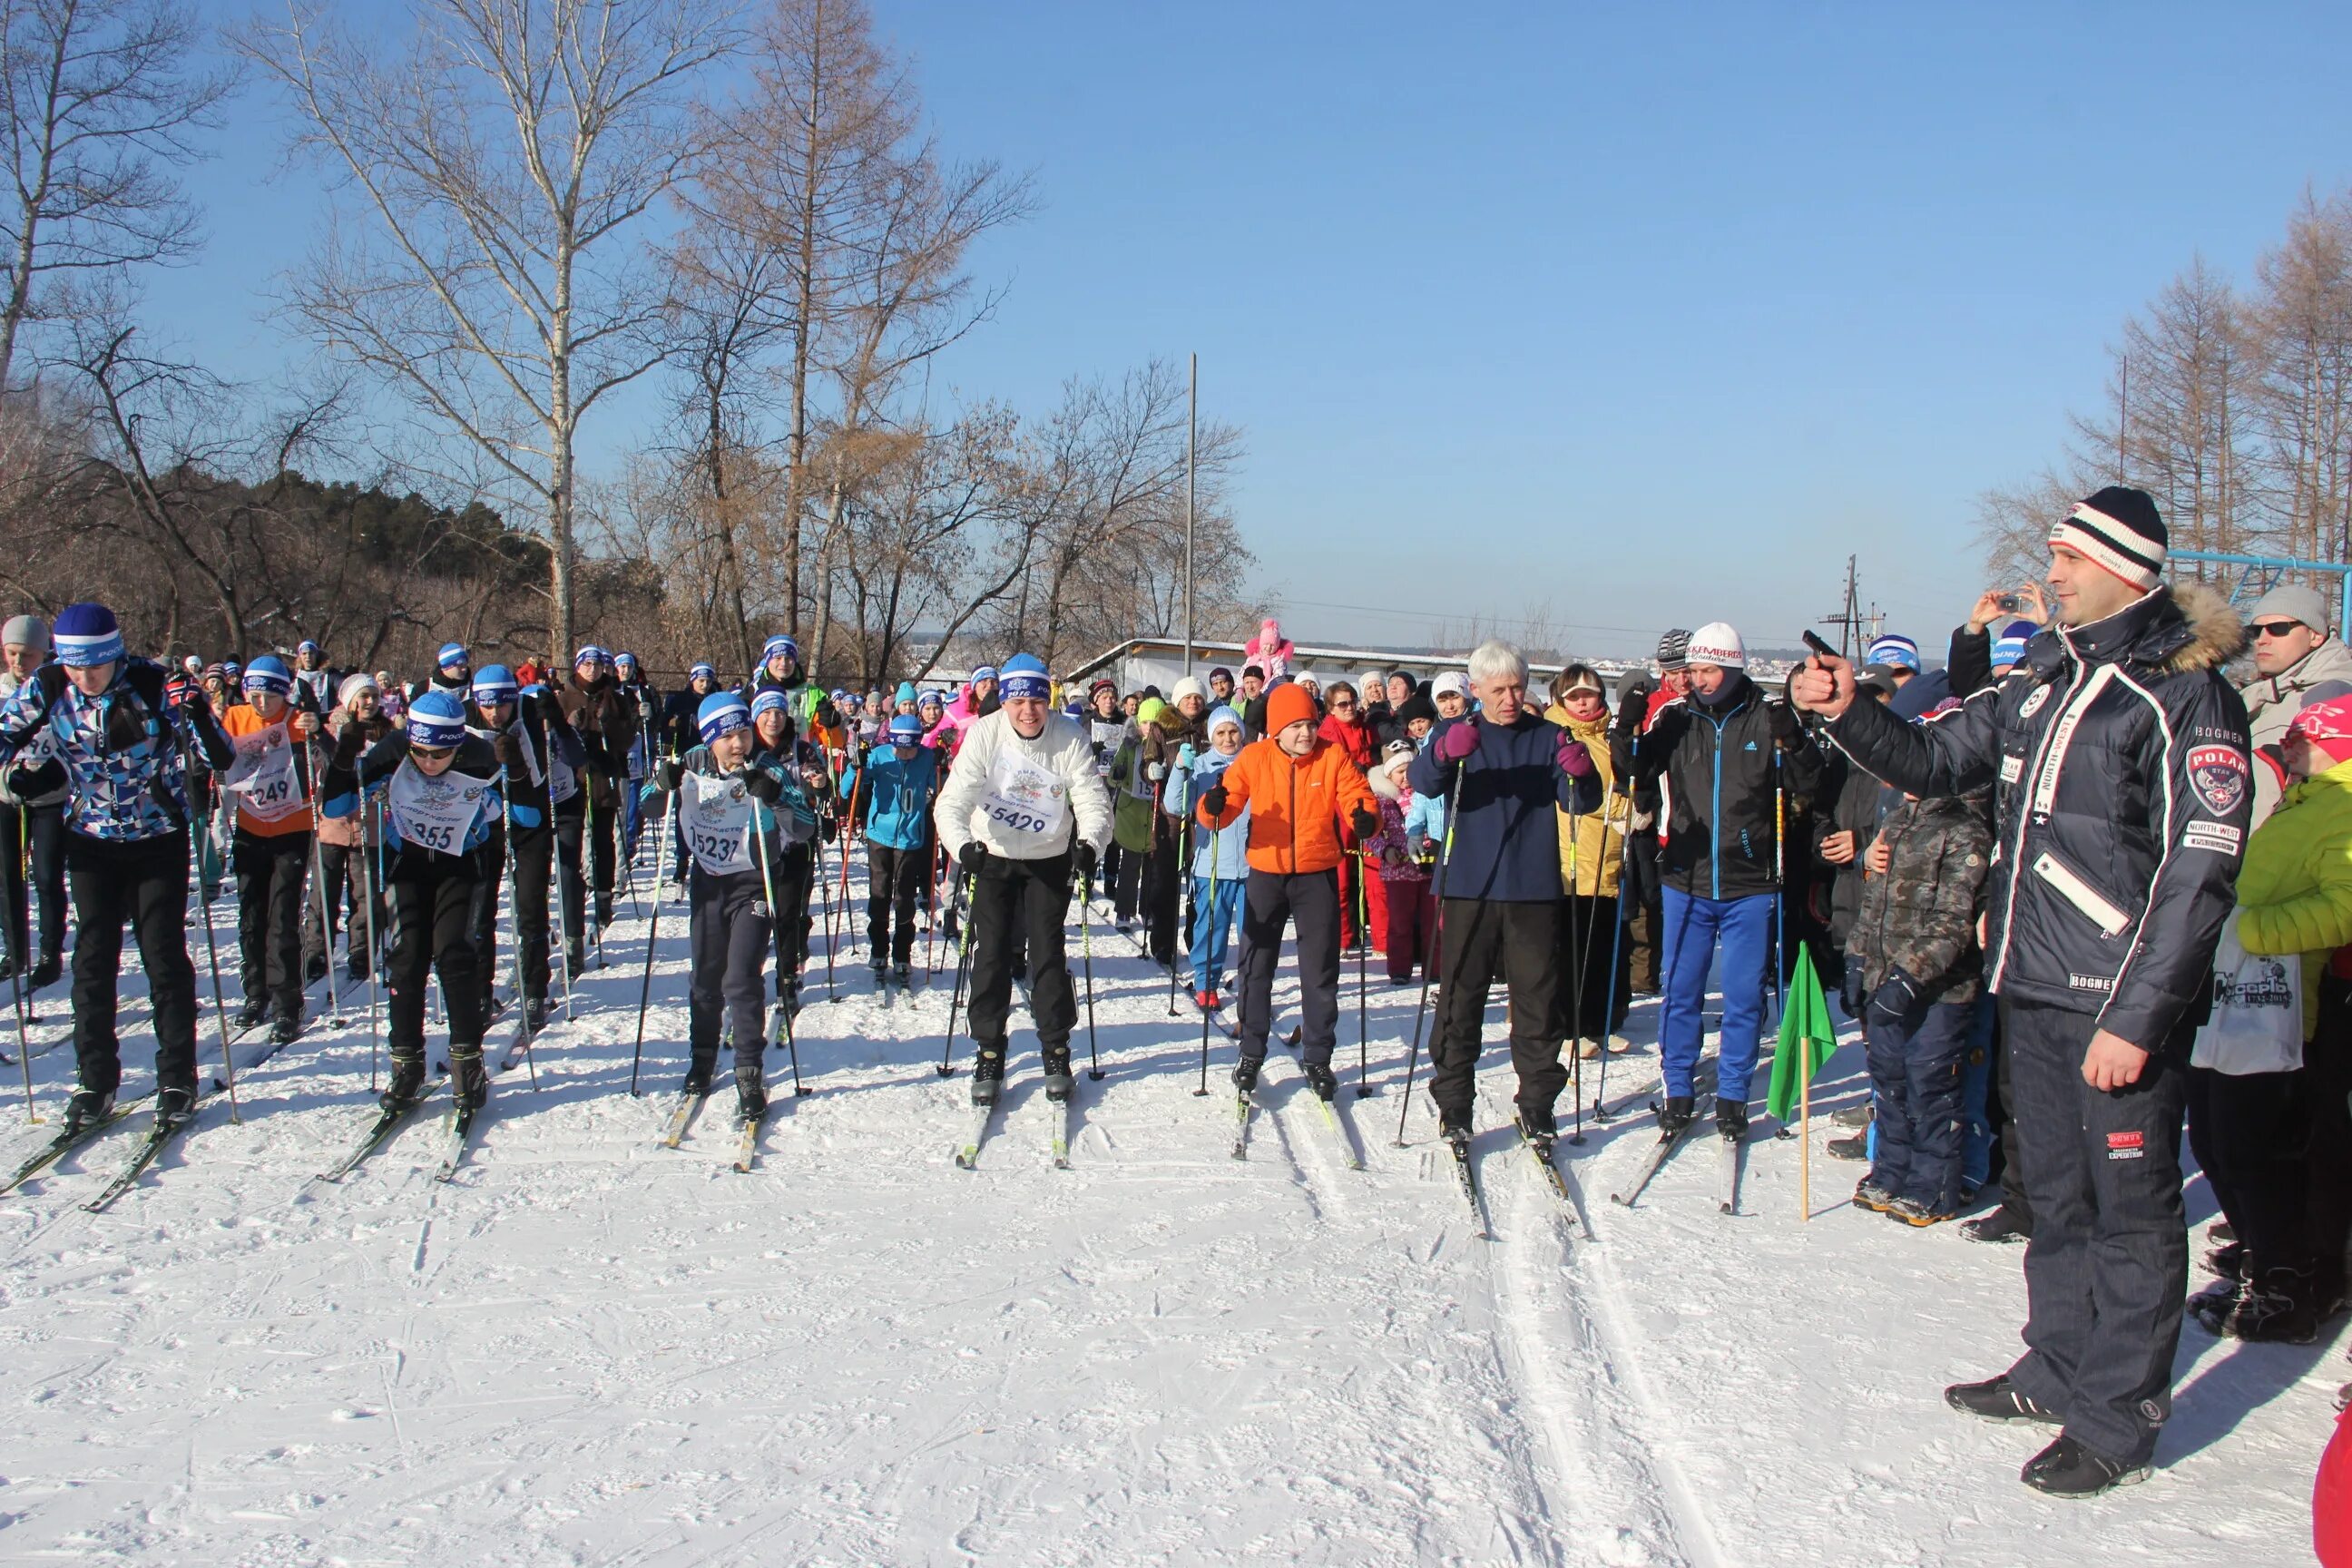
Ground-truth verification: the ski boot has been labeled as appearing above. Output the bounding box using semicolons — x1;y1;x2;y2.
2202;1239;2249;1282
2229;1266;2320;1343
1961;1203;2030;1244
565;946;588;981
1232;1054;1262;1093
1656;1094;1695;1136
270;1011;302;1046
1042;1043;1074;1103
1194;988;1220;1012
524;996;550;1034
2021;1435;2149;1497
1304;1061;1339;1102
382;1052;427;1111
735;1070;768;1122
156;1082;198;1129
872;962;890;991
1516;1102;1555;1142
235;996;270;1031
63;1086;116;1136
970;1043;1005;1106
893;963;911;988
1715;1096;1749;1142
27;952;59;990
451;1048;488;1112
1852;1177;1896;1212
306;950;328;984
1944;1374;2062;1425
1439;1104;1473;1145
594;892;613;930
681;1056;715;1097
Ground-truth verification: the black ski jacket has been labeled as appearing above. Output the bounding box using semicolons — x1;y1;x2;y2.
1618;673;1822;902
1826;585;2250;1051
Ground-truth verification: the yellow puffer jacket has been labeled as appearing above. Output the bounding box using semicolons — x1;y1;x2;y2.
1547;702;1625;897
2236;754;2352;1038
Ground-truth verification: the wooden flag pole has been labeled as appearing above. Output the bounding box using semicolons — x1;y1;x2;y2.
1800;1039;1812;1221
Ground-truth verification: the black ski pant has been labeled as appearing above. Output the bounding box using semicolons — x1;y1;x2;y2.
584;782;620;905
1113;838;1144;923
1144;823;1181;965
385;847;487;1059
1431;897;1566;1119
1864;995;1972;1213
965;847;1076;1055
1988;1015;2034;1230
2308;975;2352;1304
1622;834;1662;995
1237;867;1340;1067
304;839;380;977
769;842;814;995
0;799;65;973
67;830;200;1096
233;828;311;1023
1557;890;1628;1043
867;842;926;966
510;820;556;1004
466;818;507;1015
2000;998;2190;1468
554;805;589;965
2186;1063;2314;1279
689;864;770;1078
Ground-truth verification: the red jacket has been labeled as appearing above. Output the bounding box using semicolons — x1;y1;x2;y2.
1317;712;1374;770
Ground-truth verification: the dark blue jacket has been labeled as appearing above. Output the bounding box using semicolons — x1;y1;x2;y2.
1408;711;1601;902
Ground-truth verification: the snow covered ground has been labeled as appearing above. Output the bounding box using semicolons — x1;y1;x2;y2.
0;866;2331;1565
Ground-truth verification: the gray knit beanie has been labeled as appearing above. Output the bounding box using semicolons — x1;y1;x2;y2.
2;614;49;654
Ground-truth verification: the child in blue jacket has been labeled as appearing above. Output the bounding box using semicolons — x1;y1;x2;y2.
1162;705;1250;1008
855;714;941;984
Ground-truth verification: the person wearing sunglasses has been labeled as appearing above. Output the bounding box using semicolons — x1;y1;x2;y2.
2239;583;2352;825
322;686;503;1115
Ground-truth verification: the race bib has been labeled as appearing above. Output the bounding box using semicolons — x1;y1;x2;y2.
387;760;494;854
980;746;1072;847
222;720;305;824
681;770;754;875
1090;719;1124;776
545;743;578;805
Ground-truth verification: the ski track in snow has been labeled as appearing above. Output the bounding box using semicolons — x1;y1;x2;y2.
0;872;2328;1564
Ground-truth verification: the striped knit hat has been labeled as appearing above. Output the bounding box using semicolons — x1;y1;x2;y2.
2051;486;2167;591
1867;633;1920;673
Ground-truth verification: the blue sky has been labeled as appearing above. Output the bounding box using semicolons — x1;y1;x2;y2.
146;1;2352;657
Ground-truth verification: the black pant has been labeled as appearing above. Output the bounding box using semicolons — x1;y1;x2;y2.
304;839;381;977
1432;897;1565;1118
1144;823;1181;965
554;806;589;964
2187;1063;2313;1277
689;864;771;1075
770;842;814;990
1865;995;1972;1212
965;848;1077;1054
1622;835;1662;995
1988;1011;2033;1228
2001;999;2190;1467
0;799;65;971
2309;976;2352;1302
1113;838;1144;922
1096;840;1122;906
67;831;200;1095
584;782;620;903
511;820;556;1002
386;848;487;1056
867;843;926;965
1237;868;1340;1064
1557;891;1628;1043
466;818;507;1014
233;829;311;1021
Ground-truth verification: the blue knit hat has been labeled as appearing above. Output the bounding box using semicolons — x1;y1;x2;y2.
241;654;293;696
298;639;321;656
887;714;925;744
997;653;1047;701
689;662;716;682
918;688;944;710
968;664;1000;687
471;664;518;706
895;681;917;705
1867;633;1921;674
750;688;790;721
762;634;799;666
613;651;637;671
573;644;609;670
407;689;468;749
697;691;751;743
1992;620;2037;670
436;642;468;671
52;603;123;668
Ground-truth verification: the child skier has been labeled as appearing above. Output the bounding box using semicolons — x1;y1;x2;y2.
851;713;940;989
216;654;322;1044
1164;705;1249;1009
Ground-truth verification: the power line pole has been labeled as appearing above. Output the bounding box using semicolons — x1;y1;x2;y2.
1183;352;1197;681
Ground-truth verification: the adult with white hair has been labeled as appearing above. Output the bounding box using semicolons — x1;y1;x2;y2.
1615;621;1821;1142
1406;639;1603;1147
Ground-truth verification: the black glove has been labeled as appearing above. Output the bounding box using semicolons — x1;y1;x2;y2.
6;758;65;799
742;767;783;803
1769;701;1803;746
491;732;519;769
1614;687;1647;735
1839;965;1868;1020
333;722;368;767
958;839;989;876
1867;966;1923;1025
1200;782;1230;819
1349;806;1378;841
1073;841;1098;879
651;757;682;792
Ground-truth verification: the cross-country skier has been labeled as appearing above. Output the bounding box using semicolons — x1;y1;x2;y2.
933;652;1112;1105
322;687;500;1112
0;613;66;991
848;713;940;988
556;644;639;936
642;691;818;1116
291;640;339;710
307;672;392;985
0;603;235;1131
410;642;471;705
215;654;323;1044
1197;681;1381;1099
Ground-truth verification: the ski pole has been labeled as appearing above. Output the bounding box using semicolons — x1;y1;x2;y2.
1164;808;1184;1016
815;828;838;1003
1074;861;1102;1080
494;769;540;1093
937;870;975;1077
181;728;242;1124
299;724;347;1026
359;796;382;1093
1355;847;1371;1098
1594;740;1636;1124
548;791;579;1017
1195;828;1216;1097
630;784;673;1096
750;791;805;1095
1394;761;1466;1146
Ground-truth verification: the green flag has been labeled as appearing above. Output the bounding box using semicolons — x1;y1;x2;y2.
1766;945;1838;1122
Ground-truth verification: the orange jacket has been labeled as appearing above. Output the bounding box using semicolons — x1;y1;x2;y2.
220;703;318;839
1198;733;1378;876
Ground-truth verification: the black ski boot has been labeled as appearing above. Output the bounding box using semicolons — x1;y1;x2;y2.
28;952;60;990
893;962;911;987
64;1086;115;1136
1232;1054;1263;1093
1042;1043;1074;1102
156;1083;198;1129
1716;1095;1749;1142
1439;1104;1473;1144
1944;1374;2063;1425
235;996;270;1031
524;996;549;1033
736;1070;768;1122
306;950;328;984
872;961;890;990
1962;1203;2031;1244
382;1053;427;1111
451;1048;488;1112
2021;1435;2149;1497
970;1042;1005;1106
681;1055;715;1096
1304;1062;1339;1102
1657;1094;1695;1135
2230;1266;2320;1343
270;1011;302;1046
2202;1239;2249;1282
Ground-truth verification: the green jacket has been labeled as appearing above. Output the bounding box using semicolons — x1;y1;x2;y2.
2237;754;2352;1036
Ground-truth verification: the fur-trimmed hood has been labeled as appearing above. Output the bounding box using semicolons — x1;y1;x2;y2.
2029;582;2245;681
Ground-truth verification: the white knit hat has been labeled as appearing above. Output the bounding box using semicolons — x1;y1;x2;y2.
1685;622;1746;671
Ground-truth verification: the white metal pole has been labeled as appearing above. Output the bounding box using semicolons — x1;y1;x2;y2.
1184;351;1197;681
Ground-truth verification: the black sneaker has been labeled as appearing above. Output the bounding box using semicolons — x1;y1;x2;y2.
1042;1043;1074;1103
382;1054;427;1111
1304;1063;1339;1102
736;1072;768;1122
1657;1094;1695;1135
1715;1095;1749;1142
2230;1266;2320;1344
2020;1435;2150;1497
64;1087;115;1135
1962;1205;2032;1245
1827;1132;1868;1161
451;1051;488;1111
1944;1375;2063;1426
971;1043;1005;1106
1232;1055;1262;1093
156;1084;197;1128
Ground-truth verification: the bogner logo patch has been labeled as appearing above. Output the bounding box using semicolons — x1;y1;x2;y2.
2187;745;2249;816
2018;685;2052;720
